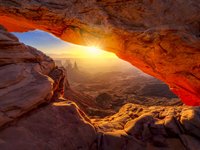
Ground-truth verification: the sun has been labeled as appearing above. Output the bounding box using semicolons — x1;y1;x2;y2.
56;43;117;59
79;45;117;58
86;46;103;56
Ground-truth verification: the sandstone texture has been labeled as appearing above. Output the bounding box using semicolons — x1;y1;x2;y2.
0;25;63;127
0;0;199;105
0;100;97;150
0;100;200;150
92;103;200;150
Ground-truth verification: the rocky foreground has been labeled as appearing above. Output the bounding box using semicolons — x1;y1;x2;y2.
0;25;200;150
0;100;200;150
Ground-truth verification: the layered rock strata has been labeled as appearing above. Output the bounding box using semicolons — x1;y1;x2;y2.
0;26;63;127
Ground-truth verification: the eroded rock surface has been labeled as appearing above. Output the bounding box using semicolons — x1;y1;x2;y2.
0;25;62;127
0;0;199;105
0;100;200;150
92;103;200;150
0;101;97;150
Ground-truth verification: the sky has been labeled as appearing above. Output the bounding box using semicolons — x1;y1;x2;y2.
13;30;117;59
12;30;140;73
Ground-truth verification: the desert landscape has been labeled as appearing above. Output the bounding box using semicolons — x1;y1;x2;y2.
0;0;199;150
53;58;182;117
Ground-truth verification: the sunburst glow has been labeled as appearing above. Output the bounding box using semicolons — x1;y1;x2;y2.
85;46;104;56
13;30;117;59
64;44;117;59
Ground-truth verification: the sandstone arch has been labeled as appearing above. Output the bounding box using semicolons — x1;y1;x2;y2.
0;0;200;105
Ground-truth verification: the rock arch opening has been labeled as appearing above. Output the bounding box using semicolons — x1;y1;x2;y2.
13;30;181;117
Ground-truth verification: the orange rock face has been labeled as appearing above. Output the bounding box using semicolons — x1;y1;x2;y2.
0;0;199;105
